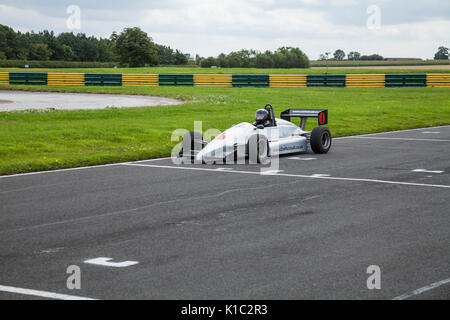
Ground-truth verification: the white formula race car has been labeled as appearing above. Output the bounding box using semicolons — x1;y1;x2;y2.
179;104;331;164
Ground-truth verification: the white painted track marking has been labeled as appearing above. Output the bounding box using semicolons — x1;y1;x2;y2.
422;132;440;134
287;157;316;160
392;278;450;300
122;163;450;189
342;137;450;142
0;284;97;300
412;169;444;174
0;157;172;179
261;170;284;175
84;257;139;268
334;125;450;140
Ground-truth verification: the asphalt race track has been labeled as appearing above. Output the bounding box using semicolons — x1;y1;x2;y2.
0;126;449;300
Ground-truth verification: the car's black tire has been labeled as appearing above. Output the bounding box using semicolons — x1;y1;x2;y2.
179;131;203;162
310;127;332;154
247;134;269;164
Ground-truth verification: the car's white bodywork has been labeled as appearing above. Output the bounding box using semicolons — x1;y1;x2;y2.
195;118;308;162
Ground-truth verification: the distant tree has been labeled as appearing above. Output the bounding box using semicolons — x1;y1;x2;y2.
174;49;188;65
272;47;309;68
216;53;228;67
200;56;218;68
256;51;273;68
360;54;383;60
109;31;119;42
434;46;449;60
0;24;19;59
195;54;202;66
156;45;175;65
348;51;361;60
114;27;159;67
97;39;115;62
30;43;52;60
15;32;30;60
333;49;345;61
60;44;75;61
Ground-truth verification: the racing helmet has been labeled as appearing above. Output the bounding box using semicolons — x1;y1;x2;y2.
255;109;269;123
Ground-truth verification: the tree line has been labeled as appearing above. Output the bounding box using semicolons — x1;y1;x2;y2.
3;23;447;68
322;48;449;61
198;47;309;68
0;24;190;67
320;50;383;61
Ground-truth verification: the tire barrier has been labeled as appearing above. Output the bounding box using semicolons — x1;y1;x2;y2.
345;74;385;88
122;74;158;87
0;72;8;85
385;74;427;87
193;74;232;87
9;72;47;85
47;73;84;86
306;74;346;87
85;73;122;86
426;74;450;87
1;72;448;88
269;75;307;88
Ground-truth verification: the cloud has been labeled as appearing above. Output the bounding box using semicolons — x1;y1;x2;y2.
0;0;449;59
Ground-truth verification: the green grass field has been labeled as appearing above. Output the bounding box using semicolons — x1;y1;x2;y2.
0;84;449;175
1;66;450;74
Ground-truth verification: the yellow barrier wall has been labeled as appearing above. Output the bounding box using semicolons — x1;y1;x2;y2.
6;72;450;88
427;74;450;87
122;74;158;86
345;74;385;88
194;74;232;87
269;74;307;87
0;72;9;85
48;73;84;86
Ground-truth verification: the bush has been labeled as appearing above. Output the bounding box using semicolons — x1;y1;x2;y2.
200;57;218;68
0;60;117;68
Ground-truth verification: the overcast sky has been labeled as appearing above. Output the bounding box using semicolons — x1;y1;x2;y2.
1;0;449;59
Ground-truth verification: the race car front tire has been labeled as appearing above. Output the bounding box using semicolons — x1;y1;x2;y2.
310;127;332;154
248;134;269;164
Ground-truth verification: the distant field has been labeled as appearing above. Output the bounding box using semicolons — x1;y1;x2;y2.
310;59;450;67
1;66;450;74
313;65;450;70
0;84;449;175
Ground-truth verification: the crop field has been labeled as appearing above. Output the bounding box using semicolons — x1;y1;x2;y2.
1;66;450;75
309;59;450;67
1;83;449;175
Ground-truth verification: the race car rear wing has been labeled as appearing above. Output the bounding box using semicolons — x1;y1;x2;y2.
280;109;328;130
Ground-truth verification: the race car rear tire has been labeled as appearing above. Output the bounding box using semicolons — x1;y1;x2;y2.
248;134;269;164
310;127;332;154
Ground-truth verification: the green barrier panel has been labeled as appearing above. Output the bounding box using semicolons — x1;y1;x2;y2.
85;73;122;86
306;74;346;87
385;74;426;87
159;74;193;86
232;75;269;87
9;72;47;85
